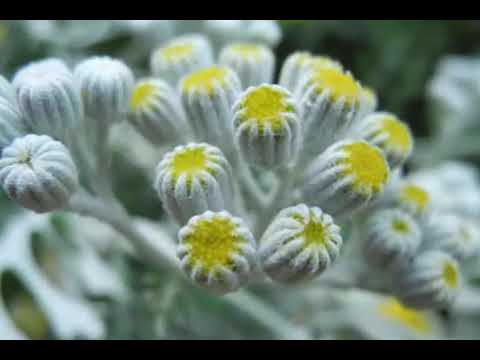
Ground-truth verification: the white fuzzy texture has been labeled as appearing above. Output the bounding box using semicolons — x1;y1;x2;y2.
364;209;421;270
354;112;413;170
128;78;191;145
421;212;479;261
232;85;302;169
219;44;275;89
302;140;389;216
74;56;134;125
245;21;282;47
278;52;313;96
0;77;27;150
394;250;460;310
150;34;213;87
298;74;363;159
0;134;78;213
154;143;234;225
180;68;241;155
177;210;257;294
259;204;342;284
14;59;83;141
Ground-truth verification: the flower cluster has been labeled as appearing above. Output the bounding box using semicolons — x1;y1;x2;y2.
1;29;479;331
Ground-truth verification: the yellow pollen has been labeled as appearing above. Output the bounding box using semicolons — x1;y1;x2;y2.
169;147;214;187
184;216;244;274
158;43;194;62
228;43;262;60
399;184;429;213
240;86;292;134
129;82;156;110
310;68;361;106
338;142;389;195
442;261;458;288
300;215;326;248
307;56;342;72
378;298;431;335
391;219;409;234
182;66;227;95
376;116;412;153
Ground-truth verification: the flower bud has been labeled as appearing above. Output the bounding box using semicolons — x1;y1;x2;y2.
154;143;234;225
356;112;413;169
394;251;460;310
392;182;431;217
0;77;27;150
128;78;190;145
0;134;78;213
13;59;82;140
180;66;241;154
74;56;134;125
245;20;282;47
177;210;257;294
421;212;479;261
232;84;301;168
150;34;213;87
259;204;342;284
302;140;390;216
364;209;421;269
219;43;275;89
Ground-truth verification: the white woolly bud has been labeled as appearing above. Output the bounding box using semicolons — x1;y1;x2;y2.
0;134;78;213
128;78;191;145
355;112;413;170
259;204;342;284
74;56;134;125
0;77;27;150
389;181;431;217
13;59;82;140
302;140;390;216
363;209;421;270
232;84;301;168
298;67;366;157
150;34;214;87
394;251;460;310
421;212;479;261
180;66;241;154
177;210;257;294
154;143;234;225
219;43;275;89
245;20;282;47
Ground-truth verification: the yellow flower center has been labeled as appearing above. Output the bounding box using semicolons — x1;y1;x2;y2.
378;298;431;335
442;261;458;288
182;66;228;95
158;43;194;63
239;86;292;134
184;216;244;274
310;68;361;106
129;82;156;110
376;116;412;154
399;184;429;213
169;147;214;187
301;216;326;248
391;218;409;234
228;43;262;60
338;142;389;195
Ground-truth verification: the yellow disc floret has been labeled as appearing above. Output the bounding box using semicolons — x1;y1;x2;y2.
338;142;389;195
391;218;410;234
129;81;156;110
310;68;361;106
168;146;216;187
378;297;431;335
182;66;228;96
183;215;245;274
376;115;412;154
399;184;429;213
228;43;262;60
158;43;194;63
239;85;293;134
442;261;458;289
300;214;326;248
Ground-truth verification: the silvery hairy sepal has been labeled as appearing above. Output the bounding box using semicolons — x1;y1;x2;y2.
0;76;28;150
13;58;83;141
0;134;78;213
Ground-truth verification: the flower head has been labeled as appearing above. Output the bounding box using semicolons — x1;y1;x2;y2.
259;204;342;284
177;210;257;294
